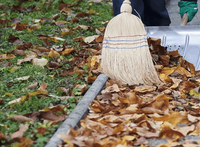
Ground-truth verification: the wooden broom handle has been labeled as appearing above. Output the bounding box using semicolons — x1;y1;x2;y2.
180;13;188;26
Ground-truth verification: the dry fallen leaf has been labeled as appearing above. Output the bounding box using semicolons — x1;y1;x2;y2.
32;58;48;67
11;124;29;139
10;115;34;123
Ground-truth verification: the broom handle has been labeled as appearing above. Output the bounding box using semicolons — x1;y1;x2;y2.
180;13;188;26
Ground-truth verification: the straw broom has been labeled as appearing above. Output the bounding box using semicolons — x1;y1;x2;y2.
101;0;161;85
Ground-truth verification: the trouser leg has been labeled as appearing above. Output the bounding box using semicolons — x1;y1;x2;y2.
112;0;144;21
143;0;171;26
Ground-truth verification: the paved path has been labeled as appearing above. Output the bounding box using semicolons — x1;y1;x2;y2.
166;0;200;26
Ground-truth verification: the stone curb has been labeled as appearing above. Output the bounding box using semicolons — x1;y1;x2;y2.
44;74;108;147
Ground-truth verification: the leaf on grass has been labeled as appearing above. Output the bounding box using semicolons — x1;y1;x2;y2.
0;131;6;140
84;35;99;44
40;111;65;122
14;137;33;147
62;48;75;55
10;115;34;123
40;105;66;115
37;127;50;135
50;37;65;42
27;82;38;90
76;12;90;17
29;23;41;31
49;95;73;101
32;58;48;67
17;51;37;65
48;50;60;58
38;81;47;90
11;49;26;56
48;61;61;69
0;54;15;60
56;87;69;94
10;66;21;72
11;124;29;139
12;22;29;31
16;76;30;81
8;98;21;105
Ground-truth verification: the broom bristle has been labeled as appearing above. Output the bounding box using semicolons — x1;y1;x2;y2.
101;1;161;85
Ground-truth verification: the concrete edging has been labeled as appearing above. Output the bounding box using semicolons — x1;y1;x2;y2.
45;73;108;147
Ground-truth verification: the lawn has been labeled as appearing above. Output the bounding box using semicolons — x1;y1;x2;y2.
0;0;113;146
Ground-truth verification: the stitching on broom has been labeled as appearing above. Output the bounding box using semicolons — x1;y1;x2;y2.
103;37;147;42
104;34;146;39
103;44;149;49
103;40;147;45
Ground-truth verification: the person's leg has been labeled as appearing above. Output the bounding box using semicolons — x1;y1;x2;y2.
112;0;124;16
143;0;171;26
112;0;144;21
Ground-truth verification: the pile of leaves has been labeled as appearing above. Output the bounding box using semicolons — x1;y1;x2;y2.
0;0;112;146
58;38;200;147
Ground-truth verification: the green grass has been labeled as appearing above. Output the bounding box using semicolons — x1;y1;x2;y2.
0;0;113;146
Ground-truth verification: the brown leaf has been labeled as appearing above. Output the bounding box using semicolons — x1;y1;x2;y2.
160;67;176;76
38;81;47;90
0;54;15;60
11;124;29;139
11;49;26;56
168;50;180;57
101;84;120;94
62;47;75;55
112;124;124;135
37;127;50;135
159;123;184;141
10;115;34;122
17;42;33;50
134;85;156;93
159;74;173;85
153;112;189;126
0;131;6;140
76;12;90;17
40;111;65;122
190;121;200;136
172;66;192;77
179;81;197;94
14;137;33;147
159;55;170;66
8;34;20;43
13;22;28;31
